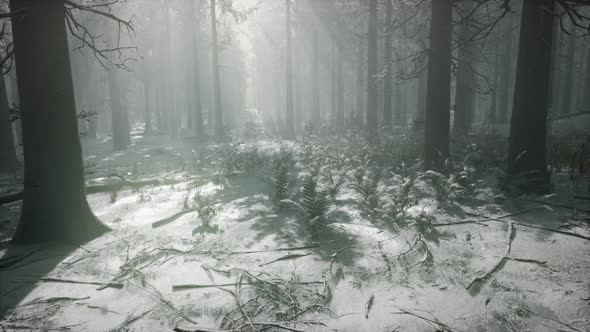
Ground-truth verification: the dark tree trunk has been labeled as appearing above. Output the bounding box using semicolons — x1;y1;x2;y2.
10;0;109;244
284;0;295;139
507;0;555;193
415;71;426;130
423;0;452;171
0;75;17;175
382;0;393;129
584;44;590;112
210;0;224;138
453;0;477;136
560;27;576;116
366;0;379;140
497;13;515;123
108;68;131;151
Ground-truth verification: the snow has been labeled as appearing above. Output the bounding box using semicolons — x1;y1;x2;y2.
1;136;589;331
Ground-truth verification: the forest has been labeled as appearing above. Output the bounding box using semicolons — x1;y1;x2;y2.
0;0;590;331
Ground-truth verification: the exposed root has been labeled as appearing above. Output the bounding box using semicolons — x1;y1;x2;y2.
466;222;515;291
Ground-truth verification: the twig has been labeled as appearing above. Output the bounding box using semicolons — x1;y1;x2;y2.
17;296;90;308
259;253;312;267
235;274;258;332
229;244;320;255
391;308;455;331
365;294;375;319
40;277;123;289
112;308;153;331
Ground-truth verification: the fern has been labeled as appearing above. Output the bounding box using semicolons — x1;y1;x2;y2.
272;160;289;205
301;176;331;231
352;170;381;213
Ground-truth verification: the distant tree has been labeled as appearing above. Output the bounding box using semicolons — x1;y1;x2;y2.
210;0;224;139
423;0;452;171
284;0;295;139
507;0;555;193
108;66;131;151
366;0;379;141
382;0;393;129
189;0;204;136
9;0;110;243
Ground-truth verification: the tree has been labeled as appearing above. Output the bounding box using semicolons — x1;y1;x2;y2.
310;30;320;127
108;66;131;151
507;0;555;193
423;0;452;171
284;0;295;139
453;0;478;136
9;0;109;243
210;0;224;139
382;0;393;129
189;0;204;136
0;74;17;175
366;0;378;140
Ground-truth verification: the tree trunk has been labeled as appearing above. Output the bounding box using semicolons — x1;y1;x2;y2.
336;45;344;131
423;0;452;171
507;0;555;193
9;0;109;244
210;0;224;138
366;0;379;140
382;0;393;129
356;40;364;126
190;0;204;136
497;13;515;123
310;30;320;127
143;73;153;134
108;68;131;151
453;0;477;136
0;75;17;175
284;0;295;139
560;27;576;116
584;44;590;112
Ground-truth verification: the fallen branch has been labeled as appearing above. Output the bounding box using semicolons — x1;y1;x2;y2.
40;277;123;289
259;253;311;267
0;191;22;205
391;308;455;331
151;209;196;228
17;296;90;308
524;199;590;214
112;308;153;331
172;281;323;292
466;222;515;291
229;244;320;255
0;248;43;269
435;210;529;227
507;257;558;272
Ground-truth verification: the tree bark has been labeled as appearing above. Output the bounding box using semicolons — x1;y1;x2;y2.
284;0;295;139
423;0;452;171
0;75;17;175
366;0;379;141
560;26;576;116
507;0;555;193
9;0;109;244
210;0;224;138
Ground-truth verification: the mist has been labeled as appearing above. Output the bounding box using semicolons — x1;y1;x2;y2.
1;0;590;331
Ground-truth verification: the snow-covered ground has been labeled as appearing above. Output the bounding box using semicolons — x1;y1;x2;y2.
1;134;589;331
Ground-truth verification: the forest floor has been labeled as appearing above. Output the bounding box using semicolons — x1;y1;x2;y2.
1;132;589;332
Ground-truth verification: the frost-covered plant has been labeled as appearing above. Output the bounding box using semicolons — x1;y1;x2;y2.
351;169;381;213
271;159;289;205
301;176;331;231
193;194;218;228
421;170;466;207
383;176;416;225
324;169;345;199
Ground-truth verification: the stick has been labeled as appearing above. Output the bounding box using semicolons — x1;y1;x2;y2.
172;281;323;292
151;209;196;228
229;244;320;255
524;199;590;214
112;308;153;331
17;296;90;308
259;253;311;267
40;277;123;289
235;275;258;332
391;308;455;331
